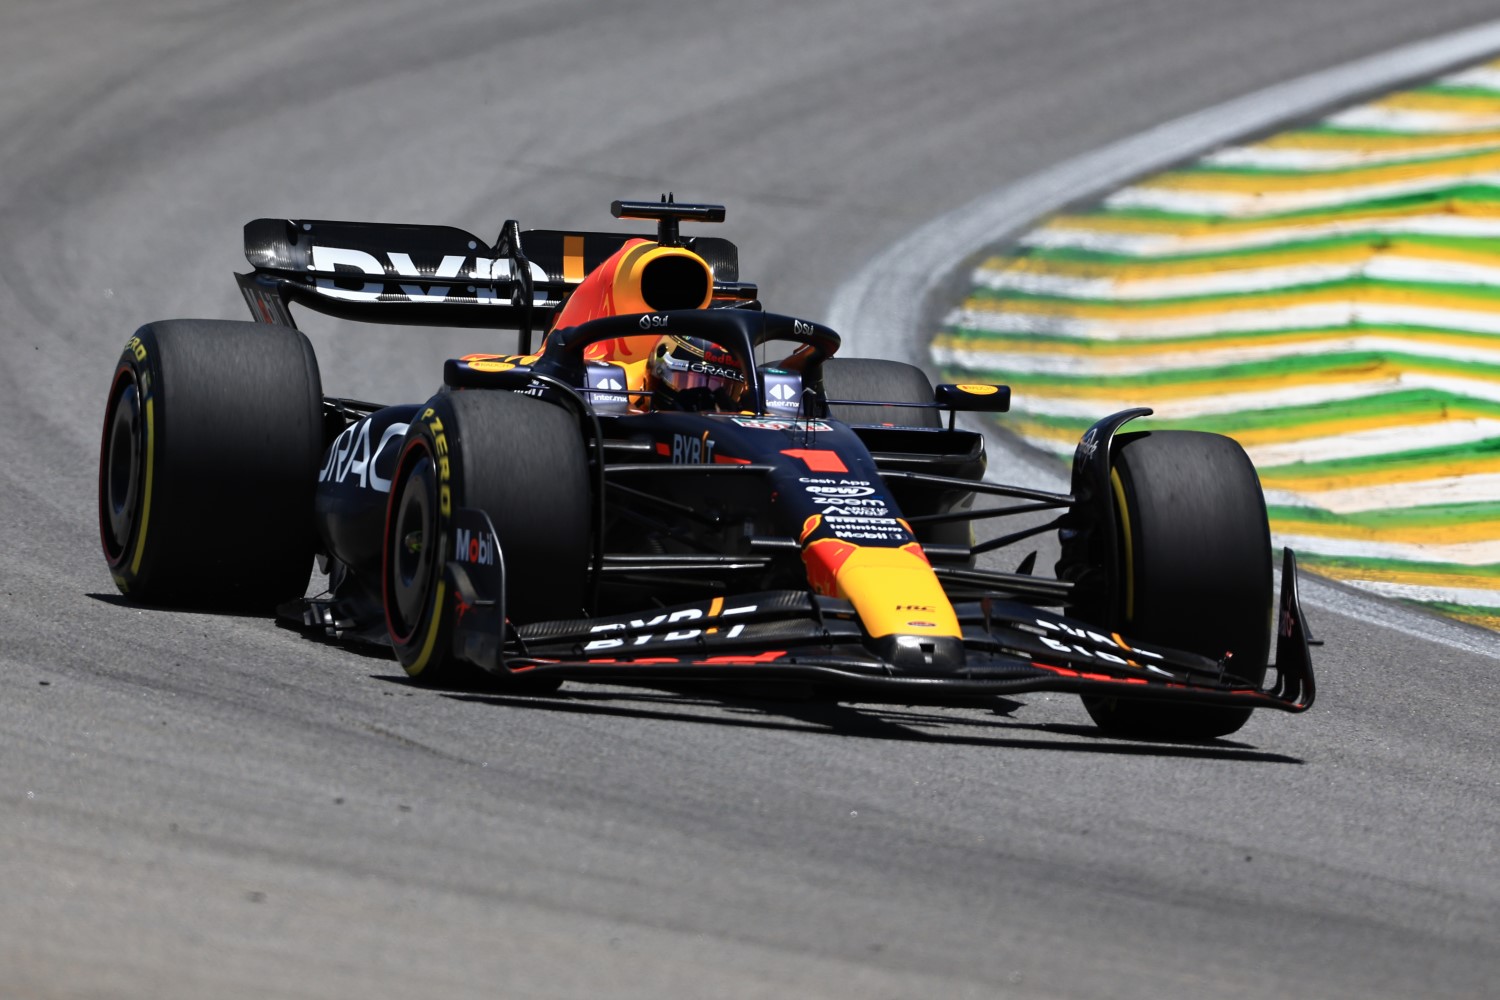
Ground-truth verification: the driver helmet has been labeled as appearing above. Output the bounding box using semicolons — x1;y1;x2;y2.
648;334;747;411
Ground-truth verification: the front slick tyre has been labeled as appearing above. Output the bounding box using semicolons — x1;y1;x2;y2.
1085;430;1272;741
382;390;590;687
98;319;323;610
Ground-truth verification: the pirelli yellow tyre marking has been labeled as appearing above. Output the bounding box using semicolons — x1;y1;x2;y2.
1110;468;1134;623
404;581;447;678
384;429;451;679
129;397;155;577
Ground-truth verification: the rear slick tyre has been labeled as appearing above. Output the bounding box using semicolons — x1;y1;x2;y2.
98;319;323;610
383;389;591;686
820;358;942;428
1083;430;1272;740
820;358;975;549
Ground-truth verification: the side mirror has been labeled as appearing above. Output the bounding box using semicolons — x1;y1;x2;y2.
934;383;1010;413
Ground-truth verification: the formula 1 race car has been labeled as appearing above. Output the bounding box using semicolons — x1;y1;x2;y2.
98;198;1315;739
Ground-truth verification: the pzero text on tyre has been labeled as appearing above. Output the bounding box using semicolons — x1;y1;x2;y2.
382;389;591;684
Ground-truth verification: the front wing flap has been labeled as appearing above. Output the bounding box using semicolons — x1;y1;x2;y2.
486;549;1316;713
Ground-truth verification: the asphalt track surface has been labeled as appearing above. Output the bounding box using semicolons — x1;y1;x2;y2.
4;2;1499;997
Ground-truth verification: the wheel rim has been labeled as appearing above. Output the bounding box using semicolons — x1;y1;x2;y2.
103;375;142;560
389;454;437;641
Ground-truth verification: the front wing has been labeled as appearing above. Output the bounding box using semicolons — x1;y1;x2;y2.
459;528;1315;712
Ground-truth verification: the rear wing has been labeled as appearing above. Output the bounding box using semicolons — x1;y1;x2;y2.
235;201;753;352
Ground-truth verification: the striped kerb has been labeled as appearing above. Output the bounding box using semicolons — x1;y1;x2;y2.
934;58;1500;632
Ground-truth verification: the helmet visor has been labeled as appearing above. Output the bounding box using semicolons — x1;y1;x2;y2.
655;340;746;404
